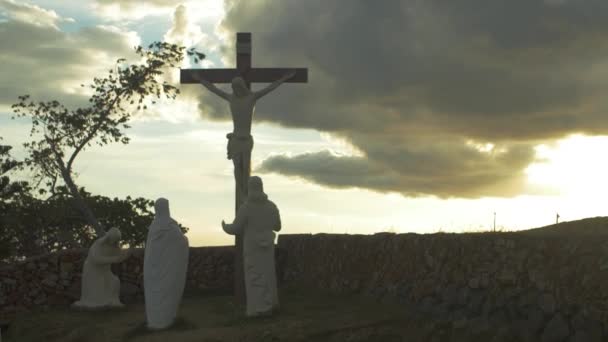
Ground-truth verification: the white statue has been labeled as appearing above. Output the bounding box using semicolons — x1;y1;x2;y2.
222;176;282;317
72;227;130;309
193;71;296;203
144;198;189;330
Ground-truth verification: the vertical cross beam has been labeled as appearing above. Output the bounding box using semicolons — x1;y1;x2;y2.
234;32;251;307
236;32;252;90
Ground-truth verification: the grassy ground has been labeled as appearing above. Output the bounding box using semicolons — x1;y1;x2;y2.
2;287;430;342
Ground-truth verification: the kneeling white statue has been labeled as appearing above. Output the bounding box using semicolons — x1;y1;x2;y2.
222;176;281;317
144;198;189;330
72;227;130;309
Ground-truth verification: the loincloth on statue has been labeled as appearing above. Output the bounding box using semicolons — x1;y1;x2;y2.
226;133;254;160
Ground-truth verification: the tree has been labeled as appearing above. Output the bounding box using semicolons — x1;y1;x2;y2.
11;42;194;237
0;185;189;262
0;138;30;260
0;137;29;201
83;188;189;248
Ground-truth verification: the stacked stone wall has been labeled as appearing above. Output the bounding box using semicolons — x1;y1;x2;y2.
0;246;235;321
1;233;607;341
278;233;608;341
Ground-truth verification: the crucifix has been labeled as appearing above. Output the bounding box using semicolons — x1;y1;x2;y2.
181;32;308;305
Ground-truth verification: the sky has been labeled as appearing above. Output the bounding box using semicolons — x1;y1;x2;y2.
2;0;608;246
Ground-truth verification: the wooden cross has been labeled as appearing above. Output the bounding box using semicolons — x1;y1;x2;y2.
181;32;308;87
180;32;308;305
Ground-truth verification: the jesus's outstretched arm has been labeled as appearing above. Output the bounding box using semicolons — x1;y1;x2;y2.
253;70;297;100
193;74;231;101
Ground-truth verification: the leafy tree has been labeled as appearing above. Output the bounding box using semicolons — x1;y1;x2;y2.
0;138;31;260
10;42;195;237
84;188;188;247
0;137;29;201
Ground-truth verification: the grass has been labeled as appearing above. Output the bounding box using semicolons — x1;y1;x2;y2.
2;287;428;342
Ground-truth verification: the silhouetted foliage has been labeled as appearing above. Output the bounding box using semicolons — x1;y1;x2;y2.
0;138;31;260
0;185;189;262
10;42;202;237
187;48;206;64
0;137;29;201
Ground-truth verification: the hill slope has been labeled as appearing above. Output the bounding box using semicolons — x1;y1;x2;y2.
520;216;608;236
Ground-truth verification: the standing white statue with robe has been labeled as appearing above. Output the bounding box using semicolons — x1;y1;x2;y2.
144;198;189;330
73;227;130;309
222;176;282;317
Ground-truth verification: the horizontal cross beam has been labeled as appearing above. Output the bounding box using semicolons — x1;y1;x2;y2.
180;68;308;84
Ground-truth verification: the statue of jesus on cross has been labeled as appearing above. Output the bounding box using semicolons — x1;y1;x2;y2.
181;32;307;305
192;71;295;201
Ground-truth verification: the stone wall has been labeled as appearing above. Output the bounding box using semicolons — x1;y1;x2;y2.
2;233;607;341
278;233;608;341
0;246;235;322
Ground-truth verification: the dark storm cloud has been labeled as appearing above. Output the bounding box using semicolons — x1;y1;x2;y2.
257;150;403;192
205;0;608;198
257;135;537;199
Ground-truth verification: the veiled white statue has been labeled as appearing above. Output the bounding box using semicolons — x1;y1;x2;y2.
222;176;282;317
144;198;189;330
72;227;130;309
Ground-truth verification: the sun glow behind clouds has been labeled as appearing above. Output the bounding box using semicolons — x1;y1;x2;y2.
526;134;608;196
465;140;508;155
319;132;366;157
181;0;225;21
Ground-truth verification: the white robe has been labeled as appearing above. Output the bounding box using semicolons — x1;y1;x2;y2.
144;198;189;329
224;191;281;316
73;229;125;309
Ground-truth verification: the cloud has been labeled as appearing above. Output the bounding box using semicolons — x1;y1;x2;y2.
206;0;608;198
92;0;176;20
0;0;73;28
95;0;175;7
257;150;401;191
125;4;226;124
163;4;212;53
0;1;140;110
257;137;537;199
91;0;226;23
164;4;192;44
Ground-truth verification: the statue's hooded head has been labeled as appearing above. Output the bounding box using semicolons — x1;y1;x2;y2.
154;198;170;218
151;197;173;230
247;176;268;202
231;77;248;97
105;227;122;247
